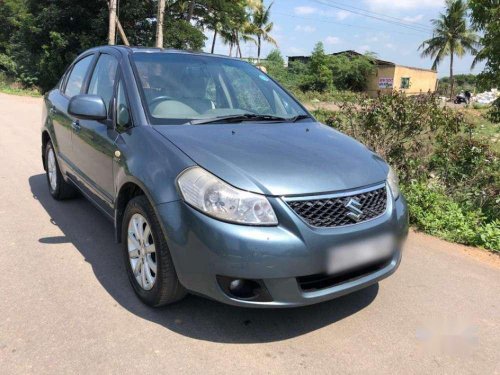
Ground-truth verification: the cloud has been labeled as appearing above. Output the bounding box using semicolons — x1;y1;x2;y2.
403;14;424;22
364;0;444;9
336;10;350;20
295;25;316;33
325;36;341;45
294;6;317;15
385;43;396;49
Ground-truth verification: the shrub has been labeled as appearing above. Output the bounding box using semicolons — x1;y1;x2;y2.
487;97;500;123
402;182;499;251
431;134;499;221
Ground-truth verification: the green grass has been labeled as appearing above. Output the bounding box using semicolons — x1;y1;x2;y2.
462;107;500;152
0;73;41;97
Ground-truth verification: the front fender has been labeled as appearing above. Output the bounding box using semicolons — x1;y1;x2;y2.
113;125;195;241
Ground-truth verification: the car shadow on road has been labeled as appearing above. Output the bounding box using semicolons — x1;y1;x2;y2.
30;173;379;344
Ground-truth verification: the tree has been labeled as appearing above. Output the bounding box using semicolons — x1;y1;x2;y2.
469;0;500;88
328;53;376;91
301;42;333;92
419;0;479;99
262;49;285;78
0;0;28;75
249;0;277;62
161;1;206;50
155;0;166;47
7;0;158;91
203;0;247;54
108;0;117;45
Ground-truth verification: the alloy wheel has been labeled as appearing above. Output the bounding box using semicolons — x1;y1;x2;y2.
127;213;157;290
47;147;57;191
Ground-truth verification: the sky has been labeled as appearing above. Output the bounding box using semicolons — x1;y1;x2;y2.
203;0;485;78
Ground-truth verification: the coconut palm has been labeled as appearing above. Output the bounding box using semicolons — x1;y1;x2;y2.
249;0;277;62
419;0;479;99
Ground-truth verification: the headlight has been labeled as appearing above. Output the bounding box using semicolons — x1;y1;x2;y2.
387;166;400;199
177;167;278;225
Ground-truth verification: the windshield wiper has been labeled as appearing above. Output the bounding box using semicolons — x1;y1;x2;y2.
190;113;297;125
288;114;311;122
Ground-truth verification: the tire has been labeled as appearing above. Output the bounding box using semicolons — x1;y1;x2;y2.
121;195;186;307
45;141;77;200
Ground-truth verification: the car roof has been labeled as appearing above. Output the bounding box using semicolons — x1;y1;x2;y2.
87;45;243;62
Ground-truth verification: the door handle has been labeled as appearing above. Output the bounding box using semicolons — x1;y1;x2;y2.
71;120;81;131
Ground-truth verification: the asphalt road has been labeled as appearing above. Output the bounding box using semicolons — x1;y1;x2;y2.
0;93;499;374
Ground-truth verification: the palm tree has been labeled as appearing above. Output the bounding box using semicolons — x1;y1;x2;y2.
419;0;478;99
249;0;277;63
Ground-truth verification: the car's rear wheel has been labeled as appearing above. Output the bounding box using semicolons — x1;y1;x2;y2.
122;195;186;306
45;141;77;200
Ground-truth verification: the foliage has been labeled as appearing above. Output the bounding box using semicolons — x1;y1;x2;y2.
438;73;477;96
402;182;499;251
431;134;499;221
328;53;376;91
261;49;286;80
163;18;206;50
487;97;500;123
248;0;277;61
203;0;249;55
300;42;333;92
0;72;41;96
469;0;500;89
0;0;257;92
419;0;479;98
267;45;376;94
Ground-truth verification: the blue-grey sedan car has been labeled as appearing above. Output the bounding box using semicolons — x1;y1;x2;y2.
41;46;408;308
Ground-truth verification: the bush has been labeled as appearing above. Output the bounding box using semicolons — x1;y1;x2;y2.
487;97;500;123
402;182;499;251
431;134;499;221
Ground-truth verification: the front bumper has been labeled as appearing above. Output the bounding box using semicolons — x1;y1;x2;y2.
157;189;409;308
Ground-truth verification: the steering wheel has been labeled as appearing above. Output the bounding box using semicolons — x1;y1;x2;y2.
149;96;174;107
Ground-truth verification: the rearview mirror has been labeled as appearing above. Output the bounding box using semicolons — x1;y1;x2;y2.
68;94;107;120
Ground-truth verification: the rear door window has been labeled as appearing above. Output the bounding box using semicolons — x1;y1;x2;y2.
64;55;94;98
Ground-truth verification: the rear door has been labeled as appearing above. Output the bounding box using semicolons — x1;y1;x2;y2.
71;52;119;212
49;54;95;169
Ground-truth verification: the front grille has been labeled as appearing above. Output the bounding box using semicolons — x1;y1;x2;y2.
297;259;391;292
286;186;387;227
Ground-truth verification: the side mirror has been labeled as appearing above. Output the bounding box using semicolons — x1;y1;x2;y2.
117;103;131;128
68;94;107;120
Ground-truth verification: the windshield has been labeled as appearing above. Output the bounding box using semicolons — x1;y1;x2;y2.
131;52;309;125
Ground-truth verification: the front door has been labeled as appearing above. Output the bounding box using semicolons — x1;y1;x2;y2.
51;54;94;168
71;53;119;212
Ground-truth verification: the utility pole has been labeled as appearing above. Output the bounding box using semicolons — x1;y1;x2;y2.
108;0;117;45
156;0;166;48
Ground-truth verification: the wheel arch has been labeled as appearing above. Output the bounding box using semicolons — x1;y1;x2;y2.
114;178;160;243
41;130;51;171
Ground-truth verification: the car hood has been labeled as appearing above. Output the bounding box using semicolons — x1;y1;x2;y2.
154;122;388;196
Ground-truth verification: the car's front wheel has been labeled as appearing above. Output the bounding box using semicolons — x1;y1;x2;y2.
45;141;77;200
122;195;186;307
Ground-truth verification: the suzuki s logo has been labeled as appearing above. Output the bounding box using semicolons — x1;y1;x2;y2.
345;198;363;222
